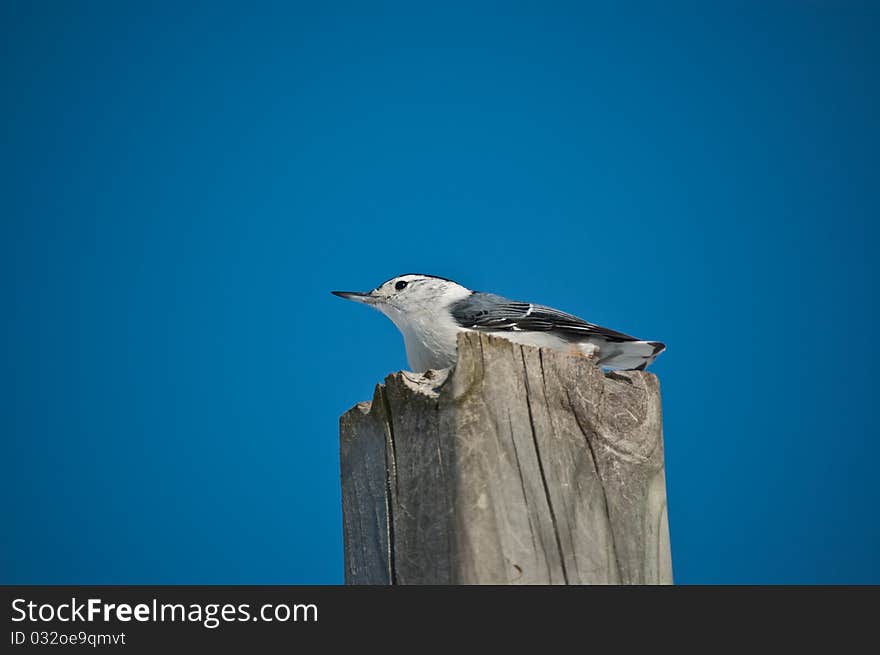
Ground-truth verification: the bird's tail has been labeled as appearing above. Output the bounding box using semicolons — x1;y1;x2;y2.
598;340;666;371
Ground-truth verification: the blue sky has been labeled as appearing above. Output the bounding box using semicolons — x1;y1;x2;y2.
2;2;878;583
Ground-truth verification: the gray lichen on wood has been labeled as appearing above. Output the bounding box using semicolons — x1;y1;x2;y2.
339;331;672;585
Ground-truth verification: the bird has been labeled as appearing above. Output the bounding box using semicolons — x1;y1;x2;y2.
332;273;665;372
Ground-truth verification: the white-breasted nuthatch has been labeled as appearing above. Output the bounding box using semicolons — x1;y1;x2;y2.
332;273;665;372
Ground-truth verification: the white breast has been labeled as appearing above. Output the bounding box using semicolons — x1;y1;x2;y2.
398;310;464;371
378;286;472;371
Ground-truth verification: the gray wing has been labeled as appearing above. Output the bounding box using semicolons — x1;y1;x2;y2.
449;292;637;343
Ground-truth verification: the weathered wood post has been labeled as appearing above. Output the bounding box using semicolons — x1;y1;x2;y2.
339;332;672;584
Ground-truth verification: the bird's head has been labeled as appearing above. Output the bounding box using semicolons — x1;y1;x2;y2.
332;274;471;322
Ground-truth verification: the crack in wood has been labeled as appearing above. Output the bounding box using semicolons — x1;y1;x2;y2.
520;347;569;585
564;385;624;582
378;386;399;584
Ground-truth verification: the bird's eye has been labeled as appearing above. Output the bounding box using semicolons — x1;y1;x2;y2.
395;280;408;291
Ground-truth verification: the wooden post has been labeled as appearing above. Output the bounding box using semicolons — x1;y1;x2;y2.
339;332;673;584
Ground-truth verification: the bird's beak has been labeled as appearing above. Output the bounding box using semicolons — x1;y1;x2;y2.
331;290;377;305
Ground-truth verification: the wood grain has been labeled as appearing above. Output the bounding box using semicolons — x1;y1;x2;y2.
340;332;672;585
